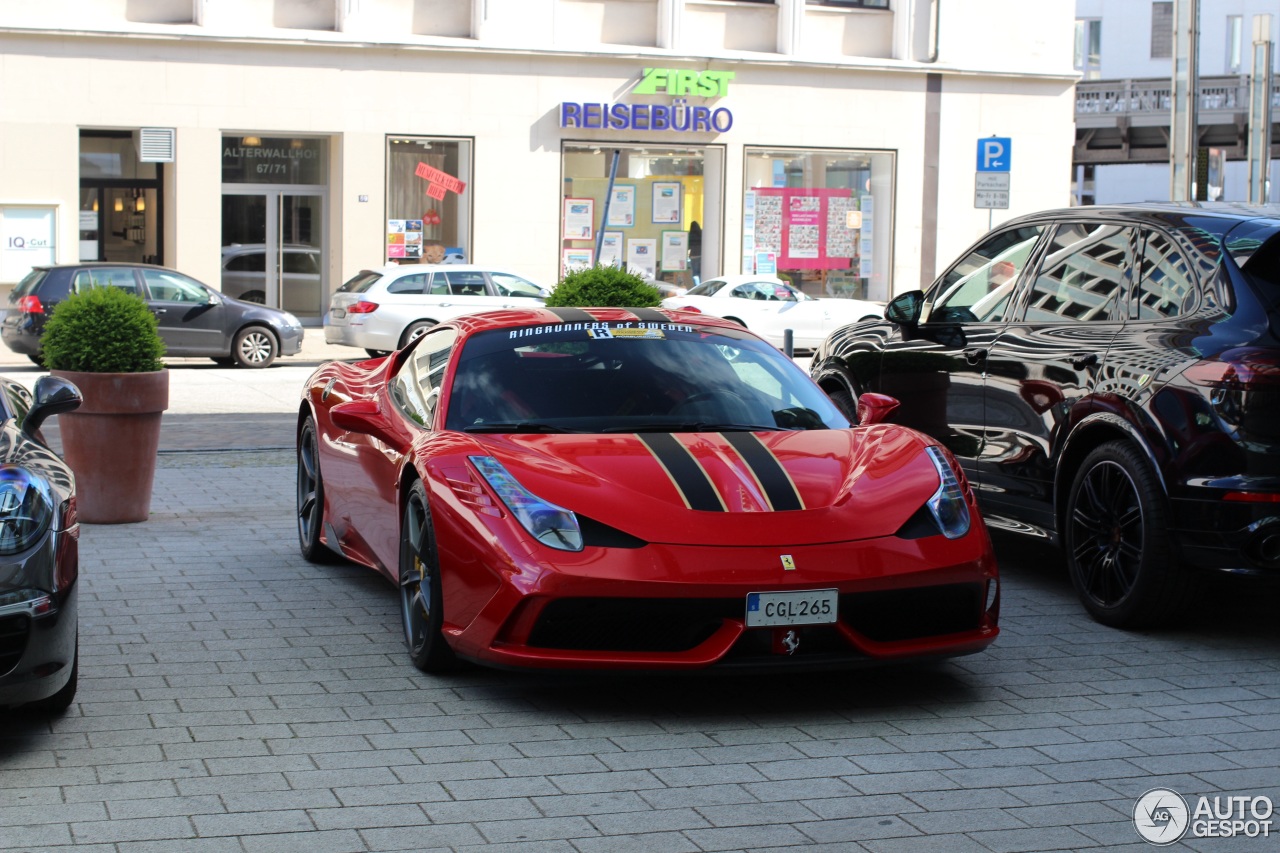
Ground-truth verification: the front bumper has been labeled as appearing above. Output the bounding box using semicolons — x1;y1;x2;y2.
279;325;304;357
440;529;1000;672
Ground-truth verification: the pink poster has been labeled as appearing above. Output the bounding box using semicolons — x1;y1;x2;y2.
751;188;854;270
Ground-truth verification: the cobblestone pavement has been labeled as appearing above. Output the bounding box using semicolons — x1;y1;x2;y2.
1;451;1278;852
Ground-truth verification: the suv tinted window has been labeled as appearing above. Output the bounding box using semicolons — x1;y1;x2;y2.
1135;228;1198;319
226;253;265;273
1023;223;1133;323
337;271;383;294
929;226;1043;324
283;251;318;275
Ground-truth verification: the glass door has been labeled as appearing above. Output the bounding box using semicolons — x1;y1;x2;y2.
221;191;325;323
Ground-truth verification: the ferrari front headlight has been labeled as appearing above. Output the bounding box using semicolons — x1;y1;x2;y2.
469;456;583;552
924;446;971;540
0;466;55;555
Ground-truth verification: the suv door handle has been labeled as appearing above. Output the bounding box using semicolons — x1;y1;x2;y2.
152;308;167;314
1070;353;1099;370
963;347;988;365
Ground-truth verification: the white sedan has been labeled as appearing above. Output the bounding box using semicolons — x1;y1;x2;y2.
325;264;548;356
660;275;883;350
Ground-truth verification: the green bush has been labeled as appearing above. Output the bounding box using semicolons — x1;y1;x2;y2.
41;285;166;373
545;265;662;308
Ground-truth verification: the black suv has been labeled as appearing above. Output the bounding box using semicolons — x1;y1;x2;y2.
811;203;1280;628
3;263;304;368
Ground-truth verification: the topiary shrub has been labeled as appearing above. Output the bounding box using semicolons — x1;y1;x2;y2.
41;285;166;373
545;264;663;308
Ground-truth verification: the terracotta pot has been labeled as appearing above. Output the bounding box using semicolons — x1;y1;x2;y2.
51;370;169;524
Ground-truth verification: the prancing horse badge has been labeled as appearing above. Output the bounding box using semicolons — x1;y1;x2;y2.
780;555;796;571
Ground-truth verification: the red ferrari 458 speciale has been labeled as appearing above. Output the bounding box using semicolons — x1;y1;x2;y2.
297;306;998;672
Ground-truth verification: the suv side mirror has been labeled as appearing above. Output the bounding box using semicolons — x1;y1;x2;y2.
885;290;925;326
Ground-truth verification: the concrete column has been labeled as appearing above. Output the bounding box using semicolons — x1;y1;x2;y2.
777;0;804;56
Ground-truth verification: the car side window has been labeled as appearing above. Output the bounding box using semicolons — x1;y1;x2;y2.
489;272;543;298
1134;229;1198;319
141;270;210;302
386;274;429;295
1023;223;1134;323
445;271;488;297
72;268;141;295
283;252;318;275
686;279;727;297
389;328;458;428
225;253;265;272
928;226;1044;324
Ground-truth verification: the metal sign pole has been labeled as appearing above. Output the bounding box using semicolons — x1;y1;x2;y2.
1169;0;1199;202
595;150;621;264
1247;15;1274;204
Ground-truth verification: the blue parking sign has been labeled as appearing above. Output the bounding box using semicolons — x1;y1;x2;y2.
977;137;1011;172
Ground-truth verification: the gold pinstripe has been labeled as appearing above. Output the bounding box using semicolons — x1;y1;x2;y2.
637;434;693;510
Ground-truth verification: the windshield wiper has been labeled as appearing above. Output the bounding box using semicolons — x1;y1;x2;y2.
462;422;575;434
602;422;781;433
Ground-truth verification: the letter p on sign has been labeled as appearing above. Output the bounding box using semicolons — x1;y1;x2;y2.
977;137;1011;172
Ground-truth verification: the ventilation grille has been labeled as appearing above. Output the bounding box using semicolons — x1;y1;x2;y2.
138;128;176;163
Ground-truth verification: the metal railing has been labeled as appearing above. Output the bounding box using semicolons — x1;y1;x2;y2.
1075;75;1280;117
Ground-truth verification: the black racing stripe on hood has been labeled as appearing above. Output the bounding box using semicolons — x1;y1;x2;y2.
721;432;805;512
637;433;725;512
544;307;598;324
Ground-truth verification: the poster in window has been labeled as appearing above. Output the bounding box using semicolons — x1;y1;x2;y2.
661;231;688;272
599;231;624;267
563;248;593;272
562;198;595;241
607;185;636;228
651;182;682;224
627;238;657;279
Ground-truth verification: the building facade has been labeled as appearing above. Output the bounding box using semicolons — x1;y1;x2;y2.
1;0;1076;323
1073;0;1279;204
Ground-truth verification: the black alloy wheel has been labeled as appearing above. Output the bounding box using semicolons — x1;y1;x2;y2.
297;417;338;563
399;480;458;672
1064;440;1193;628
233;325;278;368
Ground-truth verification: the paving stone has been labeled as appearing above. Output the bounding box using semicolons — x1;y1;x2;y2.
0;452;1273;852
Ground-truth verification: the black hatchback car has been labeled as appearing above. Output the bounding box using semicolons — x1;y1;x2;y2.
2;263;305;368
811;203;1280;629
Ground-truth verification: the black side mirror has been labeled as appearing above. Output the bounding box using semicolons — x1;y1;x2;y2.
24;375;82;436
885;290;925;326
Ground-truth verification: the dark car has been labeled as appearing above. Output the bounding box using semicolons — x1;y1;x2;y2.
2;263;305;368
0;374;83;713
810;202;1280;629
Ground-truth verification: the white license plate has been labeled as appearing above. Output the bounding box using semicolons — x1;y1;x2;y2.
745;589;838;627
331;308;346;319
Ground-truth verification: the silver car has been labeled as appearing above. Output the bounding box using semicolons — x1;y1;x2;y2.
324;265;548;356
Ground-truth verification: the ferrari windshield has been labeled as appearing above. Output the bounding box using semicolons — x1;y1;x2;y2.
444;321;848;433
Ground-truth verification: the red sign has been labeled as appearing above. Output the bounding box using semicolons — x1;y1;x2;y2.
415;162;466;195
425;183;447;200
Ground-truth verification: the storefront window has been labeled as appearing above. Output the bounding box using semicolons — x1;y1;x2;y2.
561;144;723;287
386;137;472;265
744;147;894;301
